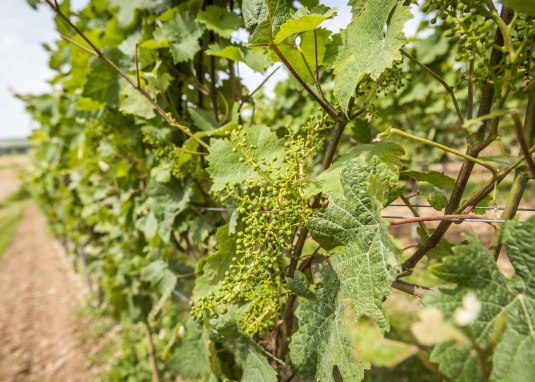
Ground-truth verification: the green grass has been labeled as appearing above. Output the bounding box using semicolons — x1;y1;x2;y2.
0;203;25;257
0;187;31;257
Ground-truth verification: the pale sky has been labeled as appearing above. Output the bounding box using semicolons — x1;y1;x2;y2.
0;1;417;139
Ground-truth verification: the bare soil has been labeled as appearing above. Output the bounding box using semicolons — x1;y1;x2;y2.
0;204;97;382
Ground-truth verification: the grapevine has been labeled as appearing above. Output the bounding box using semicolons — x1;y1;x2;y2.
19;0;535;381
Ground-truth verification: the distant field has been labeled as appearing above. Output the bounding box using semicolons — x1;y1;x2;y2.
0;138;30;155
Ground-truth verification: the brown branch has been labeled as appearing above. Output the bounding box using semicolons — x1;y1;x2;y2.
209;32;219;122
401;49;464;125
270;43;338;121
488;171;529;259
134;42;141;88
401;7;514;273
512;110;535;177
467;60;475;120
61;35;97;56
391;280;431;298
237;66;281;123
458;145;535;213
143;322;161;382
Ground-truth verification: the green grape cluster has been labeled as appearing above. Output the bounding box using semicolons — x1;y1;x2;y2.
422;1;494;62
377;64;407;96
422;0;534;92
191;117;330;336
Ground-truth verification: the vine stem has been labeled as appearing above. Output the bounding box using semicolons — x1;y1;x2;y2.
143;321;161;382
488;171;528;259
488;88;535;258
381;128;497;173
512;111;535;177
270;43;338;121
45;0;209;150
401;7;514;273
401;50;464;125
459;144;535;213
237;66;281;122
391;280;431;298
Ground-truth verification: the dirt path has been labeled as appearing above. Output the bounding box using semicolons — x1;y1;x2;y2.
0;204;96;382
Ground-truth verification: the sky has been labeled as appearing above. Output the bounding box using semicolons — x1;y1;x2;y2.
0;0;418;139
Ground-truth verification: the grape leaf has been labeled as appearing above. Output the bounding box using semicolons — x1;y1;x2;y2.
349;0;367;18
209;305;277;381
109;0;168;26
140;260;177;319
236;338;277;382
203;225;236;284
242;0;290;44
423;217;535;382
350;317;418;368
504;0;535;16
189;107;219;132
273;6;336;44
206;43;243;61
154;12;204;64
303;142;404;198
290;264;368;380
119;84;156;119
333;0;410;113
197;5;243;38
82;50;122;106
286;270;315;299
207;124;287;191
171;320;211;379
401;170;455;189
428;188;448;211
269;28;331;84
145;178;193;241
308;155;399;330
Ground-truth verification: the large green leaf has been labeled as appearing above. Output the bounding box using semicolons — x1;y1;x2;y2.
304;142;404;198
207;124;287;191
236;338;277;382
333;0;410;113
423;217;535;382
242;0;290;44
504;0;535;16
273;6;336;44
290;264;368;380
171;320;211;379
82;49;122;106
197;5;243;38
269;28;331;84
145;178;193;241
140;260;176;319
308;155;399;330
119;84;156;119
109;0;168;26
154;12;204;64
401;170;455;189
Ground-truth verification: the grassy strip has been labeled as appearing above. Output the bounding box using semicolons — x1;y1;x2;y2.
0;187;31;257
0;204;26;257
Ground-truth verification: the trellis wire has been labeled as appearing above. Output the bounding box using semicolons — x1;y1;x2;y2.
195;208;532;223
389;204;535;212
382;215;508;223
